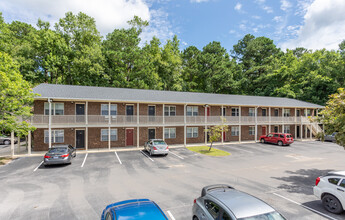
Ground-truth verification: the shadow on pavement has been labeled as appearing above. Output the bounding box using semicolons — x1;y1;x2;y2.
272;169;334;195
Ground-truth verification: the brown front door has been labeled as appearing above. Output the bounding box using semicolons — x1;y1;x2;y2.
207;107;210;116
223;132;226;141
126;129;134;146
262;126;267;136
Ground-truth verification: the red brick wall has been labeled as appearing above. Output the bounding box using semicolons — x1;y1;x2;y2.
164;126;184;145
186;126;205;144
241;125;255;141
33;128;74;151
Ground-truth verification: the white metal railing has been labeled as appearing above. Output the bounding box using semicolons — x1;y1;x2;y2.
28;115;316;126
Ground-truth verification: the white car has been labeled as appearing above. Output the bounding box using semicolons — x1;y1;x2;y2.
313;171;345;214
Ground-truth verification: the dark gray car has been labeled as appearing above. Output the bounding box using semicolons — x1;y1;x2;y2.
324;132;337;142
43;145;76;166
192;184;286;220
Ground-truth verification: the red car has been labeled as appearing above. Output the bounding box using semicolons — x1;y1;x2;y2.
260;133;294;146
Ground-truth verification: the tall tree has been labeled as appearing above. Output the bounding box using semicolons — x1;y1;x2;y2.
181;46;202;92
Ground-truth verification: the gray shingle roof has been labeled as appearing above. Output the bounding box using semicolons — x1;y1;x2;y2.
32;83;323;108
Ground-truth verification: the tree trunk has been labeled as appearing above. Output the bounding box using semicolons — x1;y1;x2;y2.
209;142;213;151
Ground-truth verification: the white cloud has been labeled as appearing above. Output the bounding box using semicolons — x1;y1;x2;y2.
0;0;150;35
252;15;261;20
235;3;242;11
190;0;210;3
281;0;345;50
280;0;292;11
273;16;283;22
262;6;273;13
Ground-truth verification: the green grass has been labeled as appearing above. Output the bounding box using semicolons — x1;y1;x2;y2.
0;157;12;166
187;146;230;156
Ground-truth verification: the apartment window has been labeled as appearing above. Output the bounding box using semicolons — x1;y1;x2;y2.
186;106;198;116
274;109;279;116
164;128;176;139
284;125;290;134
274;126;279;132
164;106;176;116
283;109;290;117
44;103;64;115
101;104;117;116
249;126;255;135
231;108;239;116
101;129;118;141
187;127;198;138
249;108;255;117
306;109;311;116
221;107;226;116
262;109;267;116
231;126;239;136
296;110;300;117
44;130;64;143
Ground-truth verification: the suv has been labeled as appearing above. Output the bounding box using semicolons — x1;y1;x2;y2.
313;171;345;214
0;134;18;145
192;184;286;220
260;133;293;146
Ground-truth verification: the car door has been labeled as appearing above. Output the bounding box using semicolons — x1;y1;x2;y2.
266;134;273;143
272;134;279;144
337;178;345;205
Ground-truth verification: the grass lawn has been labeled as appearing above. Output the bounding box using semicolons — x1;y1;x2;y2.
0;157;12;166
187;146;230;156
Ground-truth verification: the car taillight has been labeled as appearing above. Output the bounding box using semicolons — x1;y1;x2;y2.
44;155;50;158
194;199;196;204
153;147;157;150
166;146;169;150
61;154;69;158
315;177;321;186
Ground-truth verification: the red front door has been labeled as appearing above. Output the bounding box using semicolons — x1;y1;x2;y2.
223;132;226;141
126;129;134;146
262;126;266;136
207;107;210;116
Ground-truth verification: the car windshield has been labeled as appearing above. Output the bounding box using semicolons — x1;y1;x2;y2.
153;140;166;145
286;135;292;138
238;211;286;220
48;148;68;153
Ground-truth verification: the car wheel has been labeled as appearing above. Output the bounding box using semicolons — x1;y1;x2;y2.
322;194;343;214
261;139;265;144
149;149;152;156
4;140;10;145
193;216;199;220
278;141;283;146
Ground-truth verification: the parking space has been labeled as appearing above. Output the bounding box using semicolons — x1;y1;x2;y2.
0;141;345;219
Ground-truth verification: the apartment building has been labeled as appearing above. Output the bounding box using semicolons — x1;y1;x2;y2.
29;84;323;151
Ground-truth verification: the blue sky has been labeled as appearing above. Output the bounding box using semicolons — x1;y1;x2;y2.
1;0;345;51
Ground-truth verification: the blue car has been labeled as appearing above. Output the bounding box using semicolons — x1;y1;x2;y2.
101;199;168;220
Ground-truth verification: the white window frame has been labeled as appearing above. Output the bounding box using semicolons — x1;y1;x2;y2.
164;128;176;139
284;125;290;134
187;127;198;138
283;109;290;117
164;106;176;116
44;102;64;115
101;129;118;141
101;104;117;116
231;126;239;136
249;108;255;117
231;108;239;116
186;106;198;116
44;130;64;143
249;126;255;136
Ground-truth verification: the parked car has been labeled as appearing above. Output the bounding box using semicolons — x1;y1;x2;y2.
144;139;169;156
43;145;76;166
192;184;286;220
101;199;168;220
324;132;337;142
313;171;345;214
260;133;294;146
0;134;18;145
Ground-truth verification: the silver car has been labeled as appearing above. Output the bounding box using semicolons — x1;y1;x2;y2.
0;134;18;145
192;184;286;220
144;139;169;156
43;145;76;166
324;132;337;142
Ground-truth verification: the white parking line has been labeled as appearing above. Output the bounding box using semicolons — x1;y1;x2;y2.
140;150;154;162
273;193;338;220
167;211;176;220
34;161;43;172
114;151;122;164
231;147;253;154
169;151;184;159
81;153;88;167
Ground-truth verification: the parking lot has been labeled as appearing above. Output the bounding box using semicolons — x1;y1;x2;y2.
0;141;344;220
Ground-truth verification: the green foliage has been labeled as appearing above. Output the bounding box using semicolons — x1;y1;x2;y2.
205;117;229;151
316;88;345;149
187;146;230;156
0;52;36;136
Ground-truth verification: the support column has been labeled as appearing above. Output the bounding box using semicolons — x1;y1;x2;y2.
221;105;224;144
48;98;52;149
239;106;242;143
85;127;88;151
184;104;187;147
268;107;271;133
86;101;88;125
11;131;14;158
108;102;111;150
282;107;285;133
137;103;139;148
86;101;88;151
295;124;297;139
204;105;207;145
28;130;31;155
255;107;258;142
305;108;307;139
163;104;165;141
